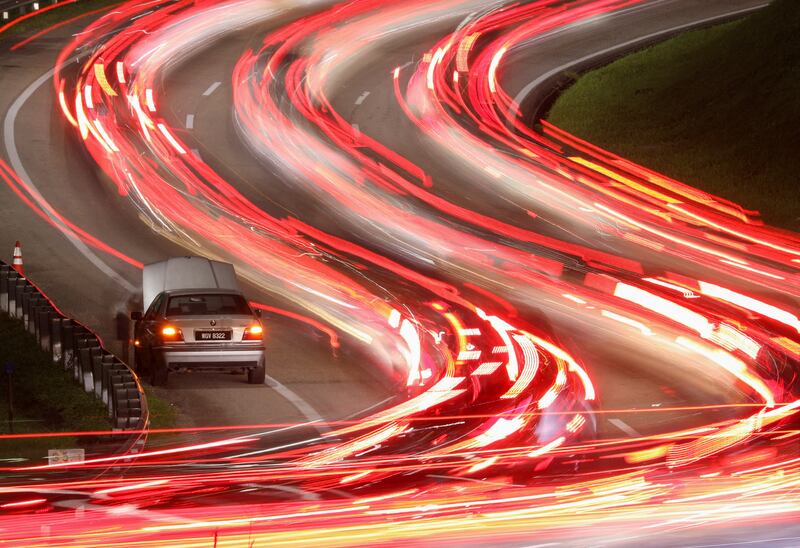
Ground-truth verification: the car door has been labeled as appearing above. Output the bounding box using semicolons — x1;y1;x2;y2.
140;292;165;349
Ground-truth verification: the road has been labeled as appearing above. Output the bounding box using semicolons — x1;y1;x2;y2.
0;0;798;546
0;8;392;430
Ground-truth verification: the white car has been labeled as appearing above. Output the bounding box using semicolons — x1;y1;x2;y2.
132;257;265;386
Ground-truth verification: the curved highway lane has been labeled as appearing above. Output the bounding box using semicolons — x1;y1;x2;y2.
0;2;393;431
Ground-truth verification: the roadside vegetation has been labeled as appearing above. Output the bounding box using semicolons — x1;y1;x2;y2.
548;0;800;230
1;0;120;37
144;386;178;430
0;312;178;460
0;313;109;457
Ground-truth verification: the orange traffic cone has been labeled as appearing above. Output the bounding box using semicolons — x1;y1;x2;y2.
12;241;23;276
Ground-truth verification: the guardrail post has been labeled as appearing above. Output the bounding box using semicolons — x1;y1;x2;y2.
0;259;148;438
35;305;56;351
75;336;100;390
13;281;28;320
110;371;136;423
15;283;34;321
115;388;143;430
61;322;82;372
112;378;141;430
52;317;71;365
22;289;33;330
62;322;74;371
94;354;115;398
24;293;47;335
0;265;11;312
103;361;128;408
9;278;27;319
84;347;103;394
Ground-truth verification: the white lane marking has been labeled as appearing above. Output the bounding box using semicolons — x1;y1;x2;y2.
686;536;800;548
230;394;396;459
265;372;329;434
341;395;395;419
185;113;194;129
248;420;322;438
202;81;221;96
3;64;136;292
609;418;641;438
264;484;321;501
232;435;324;459
53;497;190;529
130;10;154;21
427;474;522;488
354;90;370;105
511;3;769;117
396;60;415;73
214;421;323;459
230;394;395;459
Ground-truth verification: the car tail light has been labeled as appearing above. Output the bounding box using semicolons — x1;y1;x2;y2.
161;325;183;342
243;324;263;341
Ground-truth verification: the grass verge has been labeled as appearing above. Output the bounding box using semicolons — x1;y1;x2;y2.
144;386;178;430
0;312;109;458
1;0;121;37
0;313;178;460
547;0;800;230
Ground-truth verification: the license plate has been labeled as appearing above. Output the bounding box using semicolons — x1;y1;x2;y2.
195;330;231;341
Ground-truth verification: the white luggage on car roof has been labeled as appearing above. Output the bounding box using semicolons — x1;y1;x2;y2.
143;256;239;310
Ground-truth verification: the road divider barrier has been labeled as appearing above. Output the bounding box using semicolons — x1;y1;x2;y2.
1;0;69;26
0;259;148;435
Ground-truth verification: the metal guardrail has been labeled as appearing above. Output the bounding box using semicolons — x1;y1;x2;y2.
0;261;147;434
1;0;66;23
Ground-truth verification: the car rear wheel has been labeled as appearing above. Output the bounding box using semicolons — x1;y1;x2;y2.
134;347;151;377
247;363;266;384
150;354;169;386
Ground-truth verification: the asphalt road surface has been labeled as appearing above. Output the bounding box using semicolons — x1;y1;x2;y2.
0;12;393;429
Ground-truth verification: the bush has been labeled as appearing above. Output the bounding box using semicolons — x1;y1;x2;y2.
548;0;800;229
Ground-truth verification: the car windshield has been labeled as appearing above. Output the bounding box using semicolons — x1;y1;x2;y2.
166;294;251;316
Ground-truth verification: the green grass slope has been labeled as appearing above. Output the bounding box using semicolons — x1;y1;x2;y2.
0;313;110;457
1;0;120;37
548;0;800;229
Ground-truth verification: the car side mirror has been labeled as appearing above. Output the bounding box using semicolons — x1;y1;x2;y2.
131;310;143;321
